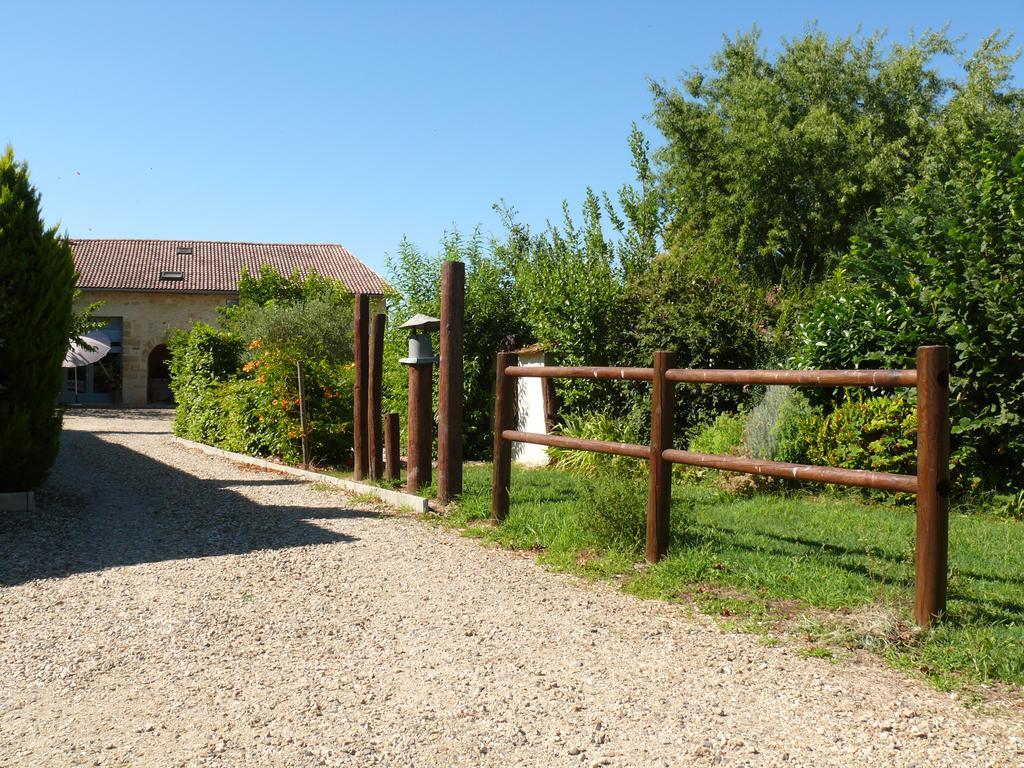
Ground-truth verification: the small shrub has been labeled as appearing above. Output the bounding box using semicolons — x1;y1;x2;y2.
549;411;646;478
217;345;355;466
687;412;745;456
745;387;786;460
805;392;917;478
684;411;748;488
772;390;821;465
992;490;1024;521
744;386;820;464
578;473;649;553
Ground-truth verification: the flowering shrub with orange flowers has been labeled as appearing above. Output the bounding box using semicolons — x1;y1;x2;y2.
216;347;355;465
169;268;356;467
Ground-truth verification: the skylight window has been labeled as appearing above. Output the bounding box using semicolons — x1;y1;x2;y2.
176;246;193;256
159;271;185;281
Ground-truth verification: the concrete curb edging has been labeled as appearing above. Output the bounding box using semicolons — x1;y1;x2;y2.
170;437;429;514
0;491;35;512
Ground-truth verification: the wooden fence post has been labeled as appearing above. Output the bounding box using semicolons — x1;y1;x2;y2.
438;260;465;503
353;293;369;480
368;312;386;480
915;345;951;627
384;412;400;482
406;363;433;492
491;351;516;523
646;350;676;562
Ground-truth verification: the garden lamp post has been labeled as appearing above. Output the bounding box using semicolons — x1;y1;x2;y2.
399;314;440;492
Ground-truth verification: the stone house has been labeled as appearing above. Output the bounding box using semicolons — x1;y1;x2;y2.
68;239;388;405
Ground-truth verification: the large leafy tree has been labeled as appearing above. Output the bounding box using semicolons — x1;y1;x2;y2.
651;27;958;280
795;123;1024;490
0;147;76;491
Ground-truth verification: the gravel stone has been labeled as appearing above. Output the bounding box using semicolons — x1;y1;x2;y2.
1;408;1022;767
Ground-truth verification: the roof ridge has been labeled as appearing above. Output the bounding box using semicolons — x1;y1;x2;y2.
69;237;350;248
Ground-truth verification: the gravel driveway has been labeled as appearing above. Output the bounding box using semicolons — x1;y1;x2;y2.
1;409;1022;767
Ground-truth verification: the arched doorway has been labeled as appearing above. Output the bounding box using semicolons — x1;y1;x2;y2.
147;344;174;404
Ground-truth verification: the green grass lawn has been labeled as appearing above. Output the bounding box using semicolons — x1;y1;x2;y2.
434;463;1024;692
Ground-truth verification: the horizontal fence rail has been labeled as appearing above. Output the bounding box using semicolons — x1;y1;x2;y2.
501;430;651;459
492;347;951;628
660;450;917;494
506;365;655;382
664;368;917;387
505;366;917;387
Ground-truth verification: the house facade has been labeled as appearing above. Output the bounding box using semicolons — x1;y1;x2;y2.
68;239;388;405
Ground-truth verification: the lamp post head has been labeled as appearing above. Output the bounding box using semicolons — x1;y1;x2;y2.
399;314;441;365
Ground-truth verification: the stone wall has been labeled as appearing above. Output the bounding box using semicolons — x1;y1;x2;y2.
75;290;233;404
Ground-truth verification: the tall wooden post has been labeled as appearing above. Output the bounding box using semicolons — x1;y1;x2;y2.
353;293;369;480
368;312;386;480
296;360;310;470
915;345;951;627
384;412;400;482
406;363;433;492
646;351;676;562
438;261;465;504
491;352;516;523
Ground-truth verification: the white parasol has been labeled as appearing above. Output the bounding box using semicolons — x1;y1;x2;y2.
64;331;111;368
63;332;111;403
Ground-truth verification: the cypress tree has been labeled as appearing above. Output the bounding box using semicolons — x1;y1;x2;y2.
0;146;76;491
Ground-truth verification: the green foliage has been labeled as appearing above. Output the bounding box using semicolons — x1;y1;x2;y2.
237;265;349;307
168;323;244;444
382;229;528;458
744;386;819;463
224;266;354;365
497;192;640;413
69;288;105;343
223;297;354;366
651;27;958;279
686;389;912;494
771;390;821;465
804;393;918;479
577;473;649;553
992;490;1024;520
0;146;76;491
380;236;441;432
796;122;1024;488
629;254;775;431
459;234;531;454
219;349;355;464
687;412;745;456
606;124;666;275
548;411;646;478
169;267;356;466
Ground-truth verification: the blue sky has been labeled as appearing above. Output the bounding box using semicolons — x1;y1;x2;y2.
5;1;1022;278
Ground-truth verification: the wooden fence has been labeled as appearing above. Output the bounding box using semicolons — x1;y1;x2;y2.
491;346;951;628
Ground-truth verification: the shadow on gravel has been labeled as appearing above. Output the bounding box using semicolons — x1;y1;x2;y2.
0;429;375;587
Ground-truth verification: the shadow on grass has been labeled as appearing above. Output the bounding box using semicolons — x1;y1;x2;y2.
0;429;377;587
666;517;1024;626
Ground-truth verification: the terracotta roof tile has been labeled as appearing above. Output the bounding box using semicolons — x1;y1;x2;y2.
71;239;389;295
